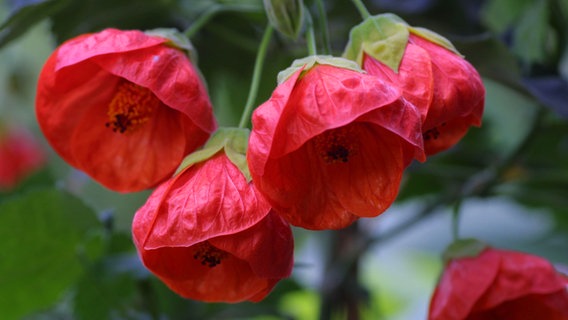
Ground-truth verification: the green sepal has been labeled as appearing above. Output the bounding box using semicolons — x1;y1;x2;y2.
408;26;462;56
442;238;488;264
277;55;363;84
144;28;198;63
176;127;252;181
342;13;410;73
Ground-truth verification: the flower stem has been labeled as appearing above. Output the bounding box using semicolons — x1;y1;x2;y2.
238;24;274;129
315;0;331;55
305;8;318;56
451;199;462;241
351;0;371;20
184;5;222;39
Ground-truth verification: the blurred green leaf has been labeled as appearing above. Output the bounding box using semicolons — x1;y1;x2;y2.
0;188;101;320
481;0;533;33
482;78;540;158
0;0;70;49
512;0;555;64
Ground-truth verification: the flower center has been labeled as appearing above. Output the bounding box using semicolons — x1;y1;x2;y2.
105;80;160;134
314;126;358;164
192;241;228;268
423;122;446;141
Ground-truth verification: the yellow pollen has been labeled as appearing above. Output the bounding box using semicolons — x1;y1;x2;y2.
192;241;228;268
105;80;160;134
314;126;358;164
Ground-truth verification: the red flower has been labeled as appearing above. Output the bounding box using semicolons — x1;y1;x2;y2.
36;28;216;192
363;33;484;155
247;57;425;230
0;125;45;190
429;247;568;320
132;151;294;303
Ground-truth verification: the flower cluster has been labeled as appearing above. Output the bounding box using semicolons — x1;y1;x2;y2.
35;13;492;304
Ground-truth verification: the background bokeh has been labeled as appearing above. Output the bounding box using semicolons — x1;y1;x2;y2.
1;0;567;319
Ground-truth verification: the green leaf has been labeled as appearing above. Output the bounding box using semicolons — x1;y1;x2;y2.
342;13;409;72
482;78;540;159
0;0;70;49
512;0;554;64
481;0;534;33
0;188;101;320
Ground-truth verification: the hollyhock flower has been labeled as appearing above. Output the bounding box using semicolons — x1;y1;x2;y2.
36;28;216;192
429;240;568;320
0;125;45;190
344;14;485;156
247;56;425;230
132;129;294;302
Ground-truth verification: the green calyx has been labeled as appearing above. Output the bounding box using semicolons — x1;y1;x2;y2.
277;55;363;84
342;13;462;73
343;13;410;73
408;26;461;56
442;238;488;264
145;28;198;63
175;127;252;181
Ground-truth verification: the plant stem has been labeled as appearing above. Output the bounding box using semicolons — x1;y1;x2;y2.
351;0;371;20
315;0;331;55
305;8;318;56
238;24;274;129
184;5;222;39
451;199;462;241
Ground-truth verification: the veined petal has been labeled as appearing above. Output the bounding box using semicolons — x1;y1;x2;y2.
134;152;270;250
91;44;216;134
55;29;167;70
138;245;274;303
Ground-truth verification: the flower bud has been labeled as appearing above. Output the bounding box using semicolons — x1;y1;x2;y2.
263;0;304;39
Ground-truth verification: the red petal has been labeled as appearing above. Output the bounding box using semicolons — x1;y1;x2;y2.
210;209;294;279
132;152;270;250
429;249;500;320
471;248;568;312
137;245;275;303
91;44;216;134
469;292;568;320
363;44;434;122
54;29;166;70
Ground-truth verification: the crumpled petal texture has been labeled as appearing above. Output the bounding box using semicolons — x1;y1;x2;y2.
429;247;568;320
248;64;425;230
132;152;294;302
363;33;485;156
36;28;216;192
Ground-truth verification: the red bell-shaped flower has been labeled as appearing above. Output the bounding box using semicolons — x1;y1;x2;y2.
132;129;293;302
344;14;485;156
247;56;425;230
0;124;45;190
429;242;568;320
36;28;217;192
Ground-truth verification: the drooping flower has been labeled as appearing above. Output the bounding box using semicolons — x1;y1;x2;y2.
36;28;217;192
0;124;46;190
132;129;294;302
344;14;485;156
429;240;568;320
247;56;425;230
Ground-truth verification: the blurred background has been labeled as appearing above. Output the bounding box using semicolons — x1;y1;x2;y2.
1;0;567;319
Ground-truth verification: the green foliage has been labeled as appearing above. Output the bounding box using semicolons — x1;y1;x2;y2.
0;0;69;49
0;188;102;320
